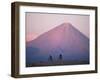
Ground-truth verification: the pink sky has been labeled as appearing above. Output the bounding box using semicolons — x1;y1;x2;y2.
26;33;38;42
26;13;89;42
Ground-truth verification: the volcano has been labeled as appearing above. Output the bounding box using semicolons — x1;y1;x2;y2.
26;23;89;67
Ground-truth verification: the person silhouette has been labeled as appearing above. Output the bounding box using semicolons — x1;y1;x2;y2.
48;55;53;62
59;54;63;60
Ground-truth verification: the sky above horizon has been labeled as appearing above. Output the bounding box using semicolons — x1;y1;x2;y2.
26;12;89;42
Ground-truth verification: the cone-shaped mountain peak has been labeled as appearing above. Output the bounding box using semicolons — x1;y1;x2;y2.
27;22;89;50
26;22;89;66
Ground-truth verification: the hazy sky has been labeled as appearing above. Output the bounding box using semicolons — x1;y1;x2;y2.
26;12;89;41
